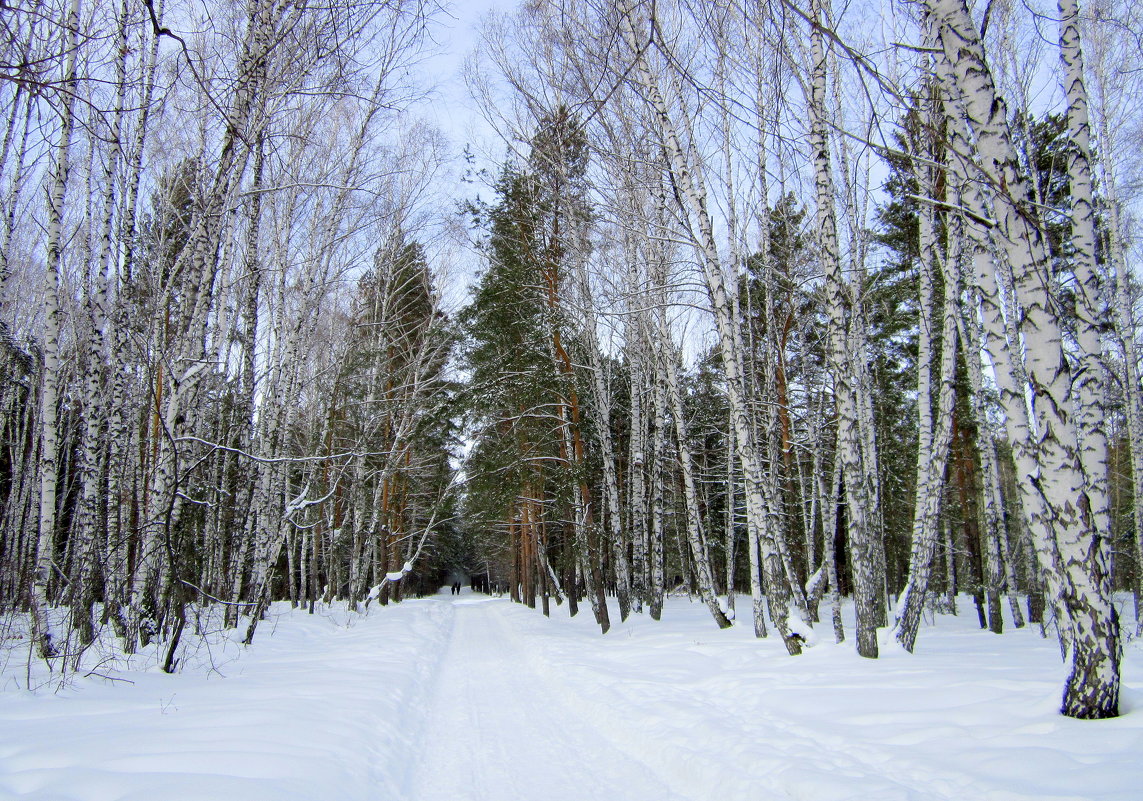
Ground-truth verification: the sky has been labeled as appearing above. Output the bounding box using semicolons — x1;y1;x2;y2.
408;0;514;308
419;1;511;169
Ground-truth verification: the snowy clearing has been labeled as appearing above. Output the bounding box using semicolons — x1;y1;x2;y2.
1;591;1141;801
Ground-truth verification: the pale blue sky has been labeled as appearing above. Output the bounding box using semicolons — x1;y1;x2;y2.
419;1;509;160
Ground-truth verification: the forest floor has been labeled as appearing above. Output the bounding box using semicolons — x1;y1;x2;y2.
1;589;1141;800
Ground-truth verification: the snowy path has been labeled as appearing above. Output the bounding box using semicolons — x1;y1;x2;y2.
405;598;690;801
2;591;1141;800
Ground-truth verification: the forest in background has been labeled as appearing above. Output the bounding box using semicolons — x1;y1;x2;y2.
1;0;1141;721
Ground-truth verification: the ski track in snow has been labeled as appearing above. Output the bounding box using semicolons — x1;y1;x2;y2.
1;590;1141;800
404;599;693;801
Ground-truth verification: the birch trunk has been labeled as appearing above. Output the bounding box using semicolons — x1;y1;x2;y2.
1058;0;1111;551
31;0;83;659
725;425;738;613
648;360;668;621
819;435;845;642
627;317;648;614
960;272;1025;629
0;90;33;309
809;0;877;657
654;314;732;629
1105;182;1143;634
942;517;957;614
1086;14;1143;632
104;0;163;636
939;70;1059;622
71;0;134;646
618;0;802;653
572;255;631;621
894;145;961;652
754;115;808;616
928;0;1120;718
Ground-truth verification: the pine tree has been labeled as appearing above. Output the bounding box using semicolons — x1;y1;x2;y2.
461;162;571;616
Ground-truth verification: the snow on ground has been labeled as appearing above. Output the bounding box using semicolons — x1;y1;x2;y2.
0;603;453;801
1;591;1140;800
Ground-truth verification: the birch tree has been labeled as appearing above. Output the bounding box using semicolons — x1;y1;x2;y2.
30;0;83;659
925;0;1120;719
805;0;880;657
613;0;805;653
893;85;962;651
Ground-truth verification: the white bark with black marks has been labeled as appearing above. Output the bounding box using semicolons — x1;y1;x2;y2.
927;0;1119;719
31;0;83;660
618;0;802;653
